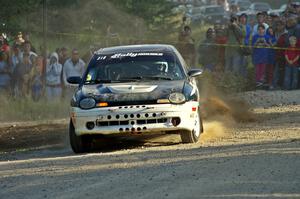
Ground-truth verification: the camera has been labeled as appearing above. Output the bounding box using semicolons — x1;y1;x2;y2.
230;15;237;23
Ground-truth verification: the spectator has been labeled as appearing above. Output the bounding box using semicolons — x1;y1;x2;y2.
266;27;277;89
198;28;217;72
0;34;10;53
15;53;32;96
238;13;252;77
252;25;269;87
55;48;62;59
59;47;69;66
284;36;299;90
230;4;239;14
180;16;190;32
214;21;228;71
252;12;269;36
29;56;43;101
20;41;37;96
274;20;289;89
225;14;243;75
11;44;22;97
239;13;252;46
0;51;11;93
295;2;300;15
266;14;273;27
58;47;69;99
285;14;300;87
14;32;25;46
286;14;300;44
22;41;37;65
177;25;196;66
63;49;85;98
269;13;280;28
46;52;62;100
23;32;36;53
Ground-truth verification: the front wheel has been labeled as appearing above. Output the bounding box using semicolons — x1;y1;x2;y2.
180;109;203;143
69;120;92;153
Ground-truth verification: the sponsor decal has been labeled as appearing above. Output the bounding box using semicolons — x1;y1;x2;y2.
111;52;163;59
97;56;107;60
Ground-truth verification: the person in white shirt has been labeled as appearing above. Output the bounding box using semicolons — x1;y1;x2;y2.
252;12;269;36
63;49;85;98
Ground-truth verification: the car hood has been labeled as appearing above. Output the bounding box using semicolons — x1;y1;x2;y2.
81;80;185;103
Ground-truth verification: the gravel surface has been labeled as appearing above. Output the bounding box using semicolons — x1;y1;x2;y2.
0;91;299;199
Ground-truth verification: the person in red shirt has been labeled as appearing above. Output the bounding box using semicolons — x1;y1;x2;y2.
284;36;300;90
274;20;288;89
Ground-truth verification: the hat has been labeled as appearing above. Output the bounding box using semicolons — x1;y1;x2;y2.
238;13;248;18
256;12;264;17
206;28;215;34
269;13;280;17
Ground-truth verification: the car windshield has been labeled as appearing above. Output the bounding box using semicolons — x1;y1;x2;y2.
255;4;270;10
84;52;185;84
280;4;287;10
205;7;224;14
191;7;201;14
238;2;251;7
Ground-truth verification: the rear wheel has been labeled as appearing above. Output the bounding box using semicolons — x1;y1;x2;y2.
180;109;202;143
69;120;92;153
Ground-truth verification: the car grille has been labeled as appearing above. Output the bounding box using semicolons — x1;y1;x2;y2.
97;118;168;127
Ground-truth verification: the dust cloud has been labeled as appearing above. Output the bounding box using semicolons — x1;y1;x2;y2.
199;78;256;143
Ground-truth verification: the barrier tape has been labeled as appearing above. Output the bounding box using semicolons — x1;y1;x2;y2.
2;28;299;51
196;42;300;51
47;32;300;51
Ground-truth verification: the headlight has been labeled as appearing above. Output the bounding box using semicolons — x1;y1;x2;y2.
169;93;186;104
79;98;96;109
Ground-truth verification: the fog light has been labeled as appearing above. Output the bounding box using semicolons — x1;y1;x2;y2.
171;117;181;127
86;122;95;130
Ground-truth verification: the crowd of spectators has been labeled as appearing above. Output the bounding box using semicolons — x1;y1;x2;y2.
1;3;300;103
0;32;86;101
179;2;300;90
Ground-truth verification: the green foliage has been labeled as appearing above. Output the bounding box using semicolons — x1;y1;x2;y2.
110;0;175;28
0;0;40;32
0;0;77;34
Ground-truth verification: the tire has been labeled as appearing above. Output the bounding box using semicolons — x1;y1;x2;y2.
180;109;202;143
69;120;92;153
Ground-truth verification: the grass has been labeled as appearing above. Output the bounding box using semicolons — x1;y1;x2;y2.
0;95;69;122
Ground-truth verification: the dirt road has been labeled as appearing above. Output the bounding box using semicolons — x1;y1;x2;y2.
0;92;300;199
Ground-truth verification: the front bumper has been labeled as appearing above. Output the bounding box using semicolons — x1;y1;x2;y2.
70;102;200;136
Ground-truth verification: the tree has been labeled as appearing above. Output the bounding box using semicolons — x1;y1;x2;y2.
110;0;174;29
0;0;41;32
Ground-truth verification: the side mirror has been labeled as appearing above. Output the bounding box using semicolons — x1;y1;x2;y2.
67;76;82;84
188;69;203;78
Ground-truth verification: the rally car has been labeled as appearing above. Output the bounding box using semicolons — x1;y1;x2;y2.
67;44;203;153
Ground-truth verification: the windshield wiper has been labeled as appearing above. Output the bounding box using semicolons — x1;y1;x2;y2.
84;79;119;84
117;78;141;82
142;76;173;80
122;76;173;81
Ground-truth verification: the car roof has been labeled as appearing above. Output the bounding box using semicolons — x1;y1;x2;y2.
95;44;176;54
201;5;223;9
252;2;270;6
234;0;251;2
